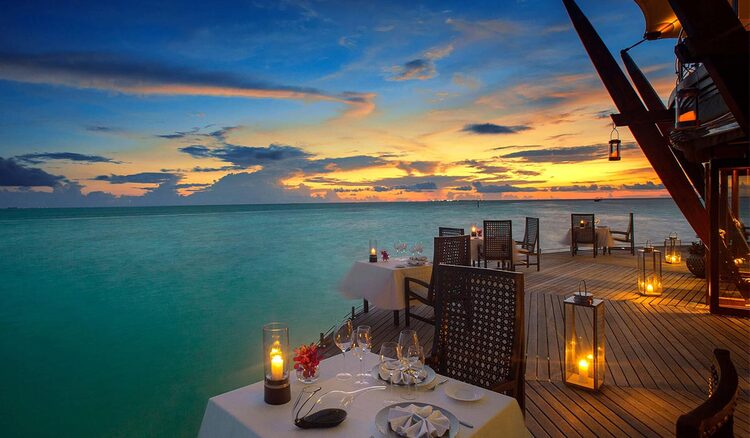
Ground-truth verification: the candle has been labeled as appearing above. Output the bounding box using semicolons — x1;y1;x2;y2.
579;220;585;227
646;283;654;293
578;358;589;378
271;354;284;380
370;247;376;256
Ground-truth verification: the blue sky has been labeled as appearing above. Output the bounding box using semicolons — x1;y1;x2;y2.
0;0;677;207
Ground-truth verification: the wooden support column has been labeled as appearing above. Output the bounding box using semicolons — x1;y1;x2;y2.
562;0;708;243
620;50;705;198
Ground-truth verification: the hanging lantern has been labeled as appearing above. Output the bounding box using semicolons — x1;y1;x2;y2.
663;232;682;264
263;322;291;405
564;281;605;391
608;126;621;161
369;239;378;262
675;87;699;129
637;241;663;296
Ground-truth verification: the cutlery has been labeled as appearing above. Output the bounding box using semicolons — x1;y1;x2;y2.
459;420;474;429
430;378;449;391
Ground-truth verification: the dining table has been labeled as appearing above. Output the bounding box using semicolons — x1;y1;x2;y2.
338;259;432;325
560;226;615;253
198;351;529;438
469;237;523;265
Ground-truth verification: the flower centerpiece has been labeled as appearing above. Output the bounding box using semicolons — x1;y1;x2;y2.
381;249;390;262
293;343;321;384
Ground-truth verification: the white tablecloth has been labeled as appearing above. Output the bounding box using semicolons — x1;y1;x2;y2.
338;260;432;310
560;226;615;249
470;237;522;264
198;352;529;438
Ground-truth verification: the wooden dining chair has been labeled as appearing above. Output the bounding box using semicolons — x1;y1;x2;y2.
481;220;514;270
609;212;635;255
516;217;540;271
404;235;471;326
430;264;525;413
571;213;597;257
676;349;739;437
438;227;465;237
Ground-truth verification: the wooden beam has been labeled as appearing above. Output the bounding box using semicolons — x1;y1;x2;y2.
610;110;673;127
620;50;705;198
668;0;749;135
561;0;708;243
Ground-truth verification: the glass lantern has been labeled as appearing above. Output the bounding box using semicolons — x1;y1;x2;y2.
664;232;682;264
675;87;699;129
263;322;291;405
470;223;477;237
637;242;663;296
564;285;605;391
369;239;378;262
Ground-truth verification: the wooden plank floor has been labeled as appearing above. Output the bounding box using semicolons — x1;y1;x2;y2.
321;251;750;437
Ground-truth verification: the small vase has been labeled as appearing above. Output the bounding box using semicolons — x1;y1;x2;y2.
296;367;320;384
686;254;705;279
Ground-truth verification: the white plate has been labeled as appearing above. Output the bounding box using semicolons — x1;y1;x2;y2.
443;381;485;402
371;364;436;387
375;402;459;438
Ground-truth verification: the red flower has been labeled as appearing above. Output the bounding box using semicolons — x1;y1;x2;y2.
293;343;320;377
381;250;389;261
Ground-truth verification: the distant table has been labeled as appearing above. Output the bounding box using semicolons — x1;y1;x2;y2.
198;351;529;438
560;226;615;251
339;260;432;324
470;237;523;264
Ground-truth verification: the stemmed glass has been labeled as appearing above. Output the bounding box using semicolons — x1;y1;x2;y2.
379;342;400;404
393;241;407;259
334;320;354;380
410;242;424;257
401;345;424;400
353;325;372;385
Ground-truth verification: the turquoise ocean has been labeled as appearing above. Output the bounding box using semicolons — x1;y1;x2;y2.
0;198;694;437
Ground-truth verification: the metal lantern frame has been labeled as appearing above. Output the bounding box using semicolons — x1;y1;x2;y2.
608;125;621;161
369;239;378;262
675;86;699;129
564;281;605;392
664;232;682;264
637;243;663;296
263;322;291;404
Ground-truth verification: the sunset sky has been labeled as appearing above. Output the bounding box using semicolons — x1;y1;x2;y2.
0;0;679;207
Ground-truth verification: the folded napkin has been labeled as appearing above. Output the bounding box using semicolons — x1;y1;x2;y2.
387;404;450;438
379;365;426;385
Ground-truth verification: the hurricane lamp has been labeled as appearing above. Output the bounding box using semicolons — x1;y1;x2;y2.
608;126;621;161
564;281;605;391
263;322;291;405
637;242;663;296
664;232;682;264
369;239;378;262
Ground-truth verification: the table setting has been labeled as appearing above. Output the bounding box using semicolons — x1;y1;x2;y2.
198;322;528;438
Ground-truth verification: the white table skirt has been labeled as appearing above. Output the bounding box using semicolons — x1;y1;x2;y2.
338;260;432;310
470;237;522;264
560;226;615;249
198;352;529;438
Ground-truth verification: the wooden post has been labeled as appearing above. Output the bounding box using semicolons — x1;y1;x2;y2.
363;299;369;313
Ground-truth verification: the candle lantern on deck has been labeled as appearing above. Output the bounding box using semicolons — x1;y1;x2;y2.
663;232;682;264
369;239;378;262
608;125;621;161
470;223;478;237
675;87;699;129
263;322;291;405
564;281;605;391
637;241;663;296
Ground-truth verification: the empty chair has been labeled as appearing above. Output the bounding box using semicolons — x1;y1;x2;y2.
571;213;597;257
516;217;541;271
404;235;471;326
676;349;739;437
481;220;514;270
430;264;525;412
438;227;465;237
609;213;635;255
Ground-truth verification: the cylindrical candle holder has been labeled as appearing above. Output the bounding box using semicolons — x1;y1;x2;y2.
263;322;290;405
470;223;477;237
369;239;378;262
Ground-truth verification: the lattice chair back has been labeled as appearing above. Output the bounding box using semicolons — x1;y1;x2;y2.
521;217;539;251
571;213;596;244
483;220;513;260
427;236;471;301
431;264;525;410
438;227;465;237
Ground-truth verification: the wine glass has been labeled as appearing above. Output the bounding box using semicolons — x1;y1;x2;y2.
397;329;419;363
379;342;400;404
334;320;353;380
353;325;372;385
401;345;423;400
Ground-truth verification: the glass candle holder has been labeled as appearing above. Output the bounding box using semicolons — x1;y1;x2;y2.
263;322;290;405
369;239;378;262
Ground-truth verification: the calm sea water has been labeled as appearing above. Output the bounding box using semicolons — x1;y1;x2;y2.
0;198;694;437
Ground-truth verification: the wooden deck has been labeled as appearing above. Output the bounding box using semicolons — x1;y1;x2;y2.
322;251;750;437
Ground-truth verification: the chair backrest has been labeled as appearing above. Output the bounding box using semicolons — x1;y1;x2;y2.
626;212;634;240
431;264;525;401
438;227;465;237
676;349;739;437
427;236;471;299
521;217;540;251
483;220;513;260
571;214;595;243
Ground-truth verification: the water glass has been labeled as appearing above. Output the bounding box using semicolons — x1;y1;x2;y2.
379;342;400;404
401;345;422;400
354;325;372;385
334;320;353;380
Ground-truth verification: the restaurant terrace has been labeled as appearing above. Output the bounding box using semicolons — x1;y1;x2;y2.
198;0;749;437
